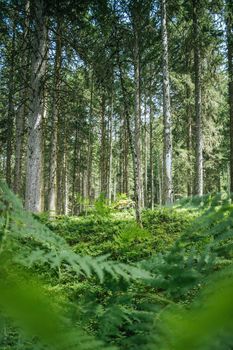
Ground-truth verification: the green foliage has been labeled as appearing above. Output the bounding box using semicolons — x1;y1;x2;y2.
0;181;152;349
112;194;135;211
1;183;233;350
142;207;194;252
94;194;112;218
158;271;233;350
114;222;152;246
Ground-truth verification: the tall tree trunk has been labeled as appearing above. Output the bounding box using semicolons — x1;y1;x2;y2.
119;117;124;194
56;119;63;214
161;0;173;204
185;49;193;197
71;125;78;215
144;98;148;208
133;27;144;212
48;21;62;215
25;0;47;212
107;96;113;204
14;0;30;196
100;93;108;196
187;113;193;196
63;149;69;215
87;72;94;202
6;18;16;188
117;47;142;226
158;153;162;205
40;94;47;212
226;0;233;192
193;0;203;196
123;119;129;195
149;71;154;209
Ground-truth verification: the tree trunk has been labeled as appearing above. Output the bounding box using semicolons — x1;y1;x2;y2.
117;47;142;226
87;72;94;202
226;0;233;193
71;125;78;215
187;113;193;196
107;96;113;204
14;0;30;196
123;119;129;195
25;0;47;212
63;149;69;215
40;94;47;212
193;0;203;196
100;93;107;196
48;22;62;215
158;153;162;205
144;99;148;208
149;72;154;209
161;0;173;204
133;27;144;212
6;18;16;188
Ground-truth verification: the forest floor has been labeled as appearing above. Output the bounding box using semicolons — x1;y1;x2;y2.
1;185;233;350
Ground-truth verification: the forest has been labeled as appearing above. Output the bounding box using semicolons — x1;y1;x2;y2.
0;0;233;349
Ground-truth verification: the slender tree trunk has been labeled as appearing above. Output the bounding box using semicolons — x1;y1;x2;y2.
185;49;193;197
119;117;124;194
25;0;47;212
123;120;129;195
14;0;30;196
48;22;62;215
63;122;69;215
100;93;107;196
134;27;144;212
144;99;148;208
161;0;173;204
76;149;81;215
149;75;154;209
71;125;78;215
107;96;113;204
117;48;142;226
193;0;203;196
56;121;63;214
63;151;69;215
187;114;193;196
40;94;47;212
6;18;16;188
158;153;162;205
226;0;233;192
87;72;94;202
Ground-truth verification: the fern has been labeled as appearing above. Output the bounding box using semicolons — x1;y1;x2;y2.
0;259;116;350
1;183;233;350
0;181;151;283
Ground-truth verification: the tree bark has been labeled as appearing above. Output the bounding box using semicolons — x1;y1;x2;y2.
107;95;113;204
87;71;94;202
40;94;47;212
161;0;173;204
117;47;142;226
14;0;30;196
6;17;16;188
226;0;233;192
143;98;148;208
71;125;78;215
133;27;144;212
149;70;154;209
25;0;47;212
100;93;108;196
123;118;129;195
193;0;203;196
48;21;62;215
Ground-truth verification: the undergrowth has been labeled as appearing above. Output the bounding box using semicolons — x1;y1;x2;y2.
1;183;233;349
